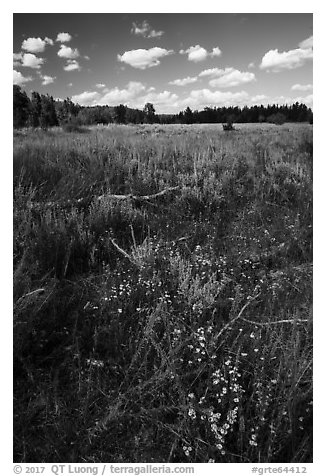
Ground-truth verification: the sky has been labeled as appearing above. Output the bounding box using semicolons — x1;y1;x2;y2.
13;13;313;114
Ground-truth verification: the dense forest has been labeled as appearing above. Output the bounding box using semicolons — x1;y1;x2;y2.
13;84;313;129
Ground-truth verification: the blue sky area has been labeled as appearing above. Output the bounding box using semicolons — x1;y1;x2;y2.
13;13;313;113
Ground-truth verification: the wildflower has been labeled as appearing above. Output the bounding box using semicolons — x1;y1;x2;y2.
188;408;196;419
211;423;218;434
86;358;104;368
183;445;192;456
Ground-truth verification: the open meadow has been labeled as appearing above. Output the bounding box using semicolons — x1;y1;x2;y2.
13;122;313;463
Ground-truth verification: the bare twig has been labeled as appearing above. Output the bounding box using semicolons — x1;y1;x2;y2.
239;317;309;326
21;288;45;298
109;238;139;266
15;288;45;305
213;293;261;342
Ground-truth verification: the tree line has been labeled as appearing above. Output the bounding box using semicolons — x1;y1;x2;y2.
13;85;313;129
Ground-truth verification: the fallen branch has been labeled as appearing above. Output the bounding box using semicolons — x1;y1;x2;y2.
29;186;181;211
98;186;180;202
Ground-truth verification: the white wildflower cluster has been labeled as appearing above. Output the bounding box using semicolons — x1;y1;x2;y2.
184;354;244;457
171;327;182;348
254;380;273;424
182;445;193;457
86;358;104;368
249;428;258;446
186;326;214;365
187;392;197;420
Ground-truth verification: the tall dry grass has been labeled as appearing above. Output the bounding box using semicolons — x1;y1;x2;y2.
14;123;312;462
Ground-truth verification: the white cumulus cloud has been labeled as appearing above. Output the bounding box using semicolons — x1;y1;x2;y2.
72;82;147;107
71;91;101;106
198;68;221;78
294;94;313;107
211;47;222;57
180;45;208;62
291;83;313;92
58;45;80;59
210;68;256;88
13;52;23;67
56;32;72;43
13;69;33;85
21;36;53;53
40;75;56;86
199;67;256;88
100;81;146;104
63;60;80;71
20;53;45;69
260;36;313;72
180;45;222;62
250;94;313;109
169;76;198;86
131;21;164;38
70;82;179;114
251;94;268;103
179;88;249;110
117;47;173;69
299;35;313;49
134;90;179;112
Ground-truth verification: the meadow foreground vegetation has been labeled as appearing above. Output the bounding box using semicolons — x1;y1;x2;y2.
13;123;313;463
